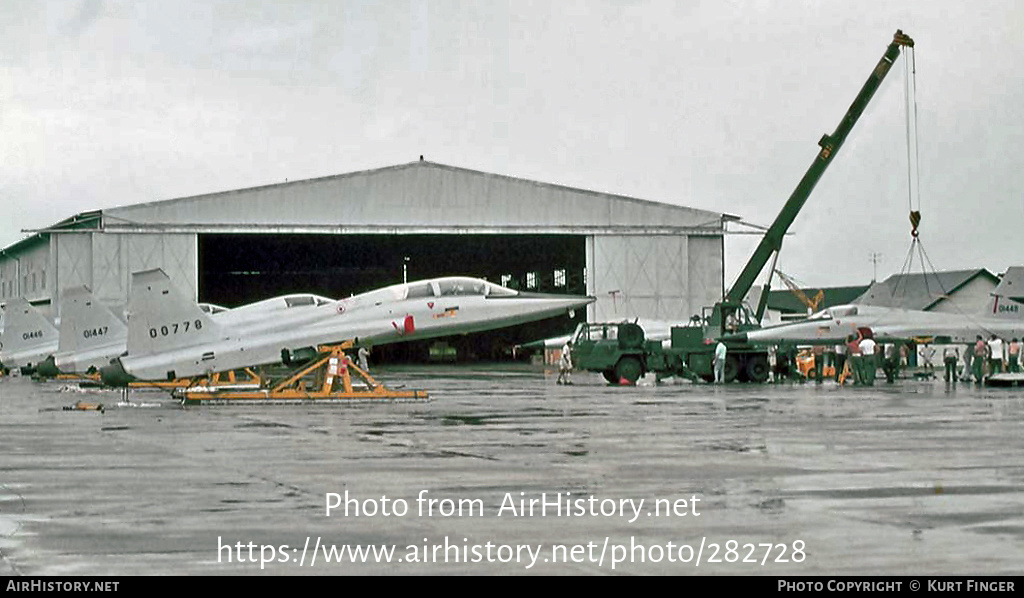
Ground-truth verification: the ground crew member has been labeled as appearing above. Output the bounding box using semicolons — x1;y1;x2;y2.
812;344;824;384
714;340;727;384
786;346;801;381
943;345;960;383
358;345;370;373
1009;338;1021;373
824;344;837;375
973;335;988;383
883;343;901;384
962;343;974;381
859;334;877;386
919;344;936;376
846;334;862;385
834;343;847;383
557;341;573;385
988;335;1004;377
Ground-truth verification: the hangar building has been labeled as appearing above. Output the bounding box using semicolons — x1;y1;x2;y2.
0;160;729;358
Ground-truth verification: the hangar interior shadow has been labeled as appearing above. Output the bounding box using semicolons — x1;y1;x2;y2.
198;234;587;362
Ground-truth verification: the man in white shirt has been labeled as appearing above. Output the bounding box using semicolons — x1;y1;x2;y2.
943;345;960;383
557;341;574;385
859;336;877;386
988;335;1005;376
714;340;727;384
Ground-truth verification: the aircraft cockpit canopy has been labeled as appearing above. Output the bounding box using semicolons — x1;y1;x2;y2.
437;278;488;296
354;277;519;307
433;277;518;298
809;305;859;320
284;295;333;308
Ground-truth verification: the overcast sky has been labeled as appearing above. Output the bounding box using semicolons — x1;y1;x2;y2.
2;0;1022;291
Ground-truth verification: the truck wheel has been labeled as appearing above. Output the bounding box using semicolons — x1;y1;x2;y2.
615;357;643;385
602;370;617;384
744;354;770;383
724;355;740;383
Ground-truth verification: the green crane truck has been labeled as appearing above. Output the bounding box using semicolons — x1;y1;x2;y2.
572;30;915;384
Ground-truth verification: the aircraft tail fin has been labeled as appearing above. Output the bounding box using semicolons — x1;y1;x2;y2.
1;298;59;359
126;269;222;355
984;267;1024;319
58;286;128;354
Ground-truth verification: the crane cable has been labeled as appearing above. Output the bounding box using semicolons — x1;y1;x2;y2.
889;46;1000;337
904;45;922;237
890;44;925;304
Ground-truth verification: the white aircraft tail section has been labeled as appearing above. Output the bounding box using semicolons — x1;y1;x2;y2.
986;267;1024;319
58;286;128;354
1;298;58;357
127;269;222;355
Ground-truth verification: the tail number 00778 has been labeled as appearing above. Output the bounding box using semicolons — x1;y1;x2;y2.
149;319;203;338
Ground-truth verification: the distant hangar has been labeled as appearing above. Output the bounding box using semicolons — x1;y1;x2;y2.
0;160;730;351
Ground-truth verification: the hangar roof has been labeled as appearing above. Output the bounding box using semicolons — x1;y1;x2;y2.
853;269;999;311
94;160;726;236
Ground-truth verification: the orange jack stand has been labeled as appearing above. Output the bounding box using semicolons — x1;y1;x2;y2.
175;343;429;405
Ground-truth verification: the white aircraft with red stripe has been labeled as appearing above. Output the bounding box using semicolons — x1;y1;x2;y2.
100;269;593;385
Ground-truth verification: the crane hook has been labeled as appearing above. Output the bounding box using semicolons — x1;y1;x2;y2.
909;210;921;238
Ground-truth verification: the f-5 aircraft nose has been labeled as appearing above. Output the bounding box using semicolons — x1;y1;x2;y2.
492;291;595;309
554;294;596;313
569;295;597;307
99;359;135;387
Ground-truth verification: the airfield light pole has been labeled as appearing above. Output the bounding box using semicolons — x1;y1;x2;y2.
870;252;883;282
403;256;410;284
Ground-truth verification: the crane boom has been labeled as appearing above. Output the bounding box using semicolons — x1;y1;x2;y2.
775;269;824;313
569;31;916;385
725;30;914;305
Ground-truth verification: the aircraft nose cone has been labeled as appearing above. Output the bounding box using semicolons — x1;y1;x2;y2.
99;359;135;387
498;291;595;312
36;355;60;378
556;294;595;316
565;295;596;309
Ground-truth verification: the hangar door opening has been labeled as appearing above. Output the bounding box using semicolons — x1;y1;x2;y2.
198;233;587;362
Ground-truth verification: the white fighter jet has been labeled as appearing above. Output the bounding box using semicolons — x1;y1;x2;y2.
31;285;336;377
725;267;1024;346
99;269;594;385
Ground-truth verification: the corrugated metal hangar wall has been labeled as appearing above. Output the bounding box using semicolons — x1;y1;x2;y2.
2;161;726;346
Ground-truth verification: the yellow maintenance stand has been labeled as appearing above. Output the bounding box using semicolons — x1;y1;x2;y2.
174;343;429;405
